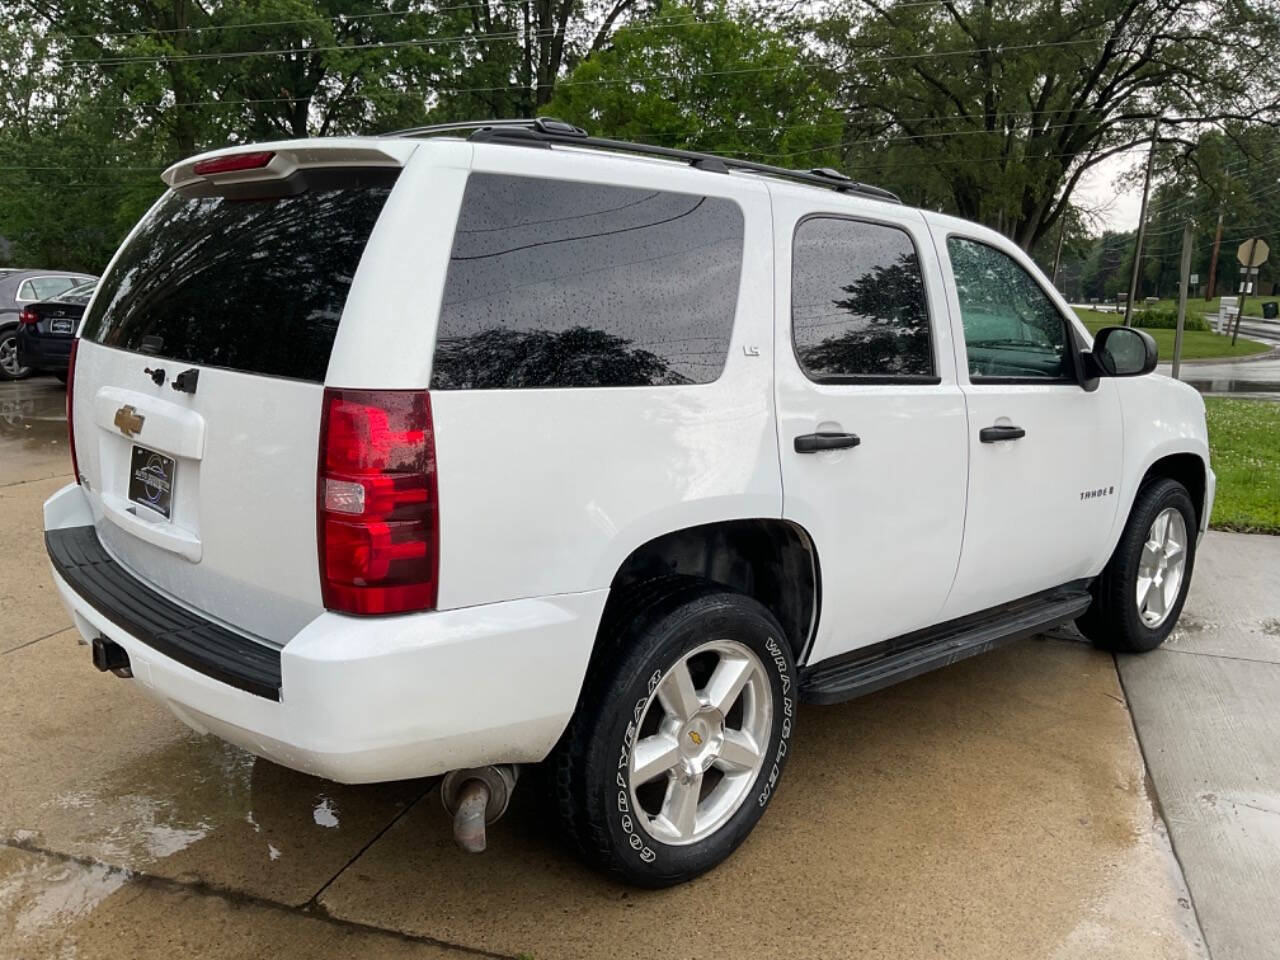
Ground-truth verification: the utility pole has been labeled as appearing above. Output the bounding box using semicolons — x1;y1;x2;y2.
1233;236;1260;346
1173;223;1194;380
1051;215;1067;292
1206;209;1224;300
1124;116;1161;326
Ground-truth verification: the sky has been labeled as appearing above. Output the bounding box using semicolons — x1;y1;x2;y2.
1072;147;1147;233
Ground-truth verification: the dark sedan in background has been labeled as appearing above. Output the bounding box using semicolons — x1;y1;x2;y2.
0;270;97;380
16;280;98;382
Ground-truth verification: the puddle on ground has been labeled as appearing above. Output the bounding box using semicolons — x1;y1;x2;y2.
12;734;389;869
0;378;70;475
1;706;429;905
0;849;131;951
1180;378;1280;396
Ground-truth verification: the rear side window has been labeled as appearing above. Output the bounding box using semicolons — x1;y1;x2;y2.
431;173;745;389
21;277;79;301
81;169;398;382
791;217;934;381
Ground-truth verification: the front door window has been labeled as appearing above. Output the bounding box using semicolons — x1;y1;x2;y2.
947;237;1071;381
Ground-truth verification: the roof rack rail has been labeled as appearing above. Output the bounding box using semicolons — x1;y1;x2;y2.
382;117;901;204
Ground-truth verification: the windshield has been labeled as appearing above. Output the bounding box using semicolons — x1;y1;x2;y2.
80;167;398;382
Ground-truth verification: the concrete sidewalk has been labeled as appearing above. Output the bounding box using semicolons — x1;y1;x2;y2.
1119;531;1280;960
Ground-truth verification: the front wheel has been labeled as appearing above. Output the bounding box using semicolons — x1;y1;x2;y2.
1077;477;1197;653
550;581;796;887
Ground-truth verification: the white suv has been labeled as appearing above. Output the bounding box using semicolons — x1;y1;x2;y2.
44;118;1213;886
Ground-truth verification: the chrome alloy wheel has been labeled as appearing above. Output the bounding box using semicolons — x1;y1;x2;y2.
0;332;27;378
627;639;773;846
1137;506;1187;628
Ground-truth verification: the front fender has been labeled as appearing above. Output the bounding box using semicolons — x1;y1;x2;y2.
1098;374;1210;568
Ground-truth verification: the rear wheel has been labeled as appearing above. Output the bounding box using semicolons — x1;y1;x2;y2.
551;580;796;886
1077;478;1197;653
0;325;31;381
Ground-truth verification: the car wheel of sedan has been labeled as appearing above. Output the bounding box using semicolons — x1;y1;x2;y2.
551;579;796;887
1077;478;1197;653
0;325;31;381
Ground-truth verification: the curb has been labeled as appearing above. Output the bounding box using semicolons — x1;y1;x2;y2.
1160;346;1280;367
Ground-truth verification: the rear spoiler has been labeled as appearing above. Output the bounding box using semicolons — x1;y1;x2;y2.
162;139;417;192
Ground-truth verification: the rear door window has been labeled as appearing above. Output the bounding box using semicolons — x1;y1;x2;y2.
80;168;398;382
431;173;745;389
791;217;935;381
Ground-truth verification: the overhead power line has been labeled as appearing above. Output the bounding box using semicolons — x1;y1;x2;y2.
61;16;739;65
60;29;1102;69
52;2;484;42
45;0;963;43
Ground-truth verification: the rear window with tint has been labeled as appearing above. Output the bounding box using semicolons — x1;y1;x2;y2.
81;168;397;382
431;173;745;389
791;217;934;381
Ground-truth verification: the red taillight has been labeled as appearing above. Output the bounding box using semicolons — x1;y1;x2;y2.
18;307;38;325
66;338;80;484
192;151;275;176
317;389;438;615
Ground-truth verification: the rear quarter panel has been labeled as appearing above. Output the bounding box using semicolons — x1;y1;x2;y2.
353;144;783;609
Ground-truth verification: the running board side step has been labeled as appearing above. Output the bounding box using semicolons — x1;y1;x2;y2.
799;584;1093;705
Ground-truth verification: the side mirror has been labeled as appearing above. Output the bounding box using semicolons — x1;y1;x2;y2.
1086;326;1158;380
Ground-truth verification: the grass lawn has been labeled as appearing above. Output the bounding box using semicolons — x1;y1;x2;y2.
1075;309;1272;361
1205;397;1280;535
1087;296;1262;319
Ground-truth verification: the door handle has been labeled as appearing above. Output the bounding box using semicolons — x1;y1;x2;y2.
979;424;1026;443
795;432;861;453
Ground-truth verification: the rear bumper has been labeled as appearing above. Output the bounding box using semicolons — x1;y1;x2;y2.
16;328;72;371
43;483;607;783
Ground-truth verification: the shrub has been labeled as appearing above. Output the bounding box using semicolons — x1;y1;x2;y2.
1133;307;1210;331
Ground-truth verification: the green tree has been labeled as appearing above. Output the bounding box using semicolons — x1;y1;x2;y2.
813;0;1280;250
545;2;843;161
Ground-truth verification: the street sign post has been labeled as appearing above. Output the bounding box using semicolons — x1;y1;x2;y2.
1173;224;1194;379
1233;237;1270;345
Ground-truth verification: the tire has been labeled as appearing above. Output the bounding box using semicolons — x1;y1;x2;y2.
550;579;797;887
0;325;31;381
1077;477;1197;653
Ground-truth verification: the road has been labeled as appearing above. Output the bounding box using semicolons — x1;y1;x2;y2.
2;374;1276;959
1073;304;1280;398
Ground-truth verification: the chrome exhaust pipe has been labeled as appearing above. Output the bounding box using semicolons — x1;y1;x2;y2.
440;764;520;853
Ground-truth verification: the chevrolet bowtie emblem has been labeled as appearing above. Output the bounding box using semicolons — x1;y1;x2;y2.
688;731;703;746
113;405;145;438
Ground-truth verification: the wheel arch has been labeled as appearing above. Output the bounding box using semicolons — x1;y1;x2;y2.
1099;446;1209;573
1139;452;1208;531
601;518;821;666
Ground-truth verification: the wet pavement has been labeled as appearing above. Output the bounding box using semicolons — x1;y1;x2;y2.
0;374;1272;959
1160;357;1280;401
0;378;71;487
1120;533;1280;960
